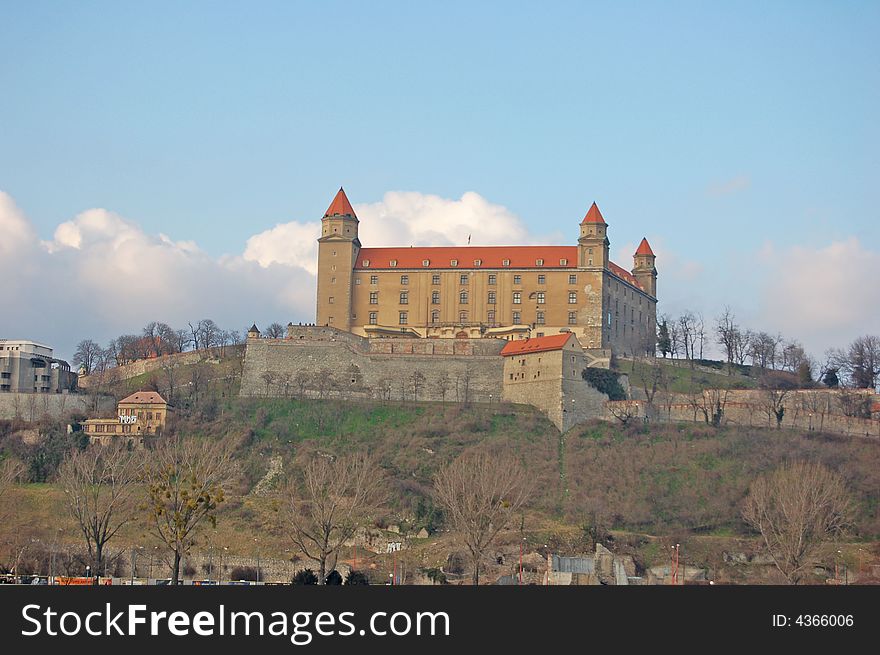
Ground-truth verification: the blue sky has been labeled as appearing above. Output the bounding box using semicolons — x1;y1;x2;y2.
1;1;878;358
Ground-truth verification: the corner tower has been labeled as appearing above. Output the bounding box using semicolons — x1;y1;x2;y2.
632;237;657;297
316;187;361;331
577;202;609;269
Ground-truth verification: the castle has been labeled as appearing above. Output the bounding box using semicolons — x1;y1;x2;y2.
239;188;661;432
315;188;658;356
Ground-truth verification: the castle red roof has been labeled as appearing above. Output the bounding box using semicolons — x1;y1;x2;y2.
608;262;643;289
356;245;645;290
324;187;357;219
634;237;655;256
118;391;166;405
356;246;577;270
501;333;575;356
581;202;606;225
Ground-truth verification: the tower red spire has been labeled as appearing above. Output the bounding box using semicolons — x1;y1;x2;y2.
634;237;655;256
323;187;357;218
580;202;606;225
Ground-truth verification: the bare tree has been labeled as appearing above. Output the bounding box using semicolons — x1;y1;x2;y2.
0;460;24;514
72;339;103;375
838;335;880;389
260;371;277;397
410;370;426;402
715;307;752;373
284;453;386;584
742;461;851;584
436;372;451;401
294;372;310;399
265;322;286;339
677;312;698;366
57;445;141;572
161;357;180;405
607;400;642;426
761;387;790;428
433;451;531;585
278;372;293;398
143;438;233;584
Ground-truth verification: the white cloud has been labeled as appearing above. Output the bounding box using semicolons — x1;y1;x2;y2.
0;192;316;358
757;238;880;353
243;220;322;274
0;191;36;255
242;190;564;273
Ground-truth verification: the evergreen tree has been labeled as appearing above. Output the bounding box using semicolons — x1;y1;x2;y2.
657;320;671;358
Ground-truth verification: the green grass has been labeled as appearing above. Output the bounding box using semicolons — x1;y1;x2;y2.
620;358;758;394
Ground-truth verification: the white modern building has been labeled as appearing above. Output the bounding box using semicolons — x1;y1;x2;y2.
0;339;77;393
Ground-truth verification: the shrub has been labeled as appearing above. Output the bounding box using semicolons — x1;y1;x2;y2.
345;570;370;585
582;368;626;400
292;569;318;585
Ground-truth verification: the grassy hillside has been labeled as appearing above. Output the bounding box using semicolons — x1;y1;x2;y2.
619;357;758;395
3;398;878;582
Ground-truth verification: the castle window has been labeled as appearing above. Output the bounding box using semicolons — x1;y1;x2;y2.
460;273;468;285
331;265;337;272
588;248;593;254
513;275;521;285
369;312;377;325
569;291;577;304
488;274;496;285
607;312;612;326
536;292;545;304
422;260;430;267
399;312;408;325
560;258;568;266
474;259;482;267
432;291;440;304
488;291;496;304
331;277;336;284
399;291;409;304
568;311;577;325
370;292;378;304
332;250;336;256
450;259;458;267
354;278;361;285
502;259;510;266
487;310;496;323
536;311;545;325
390;260;398;267
536;259;544;266
329;297;335;304
432;274;440;285
459;311;468;323
431;310;439;324
459;291;468;304
569;274;577;285
537;274;545;285
400;275;409;285
588;259;593;266
513;292;521;304
363;259;370;267
513;311;521;323
370;275;378;285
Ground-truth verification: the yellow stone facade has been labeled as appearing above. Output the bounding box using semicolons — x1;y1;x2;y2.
315;189;658;356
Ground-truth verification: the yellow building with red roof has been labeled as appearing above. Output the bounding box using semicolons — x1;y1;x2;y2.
316;188;658;356
82;390;170;446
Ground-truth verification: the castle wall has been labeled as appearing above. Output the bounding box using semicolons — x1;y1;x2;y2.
606;389;880;439
242;327;505;404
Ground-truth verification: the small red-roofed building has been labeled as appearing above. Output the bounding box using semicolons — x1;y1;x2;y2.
314;187;658;356
501;332;612;431
82;390;170;446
